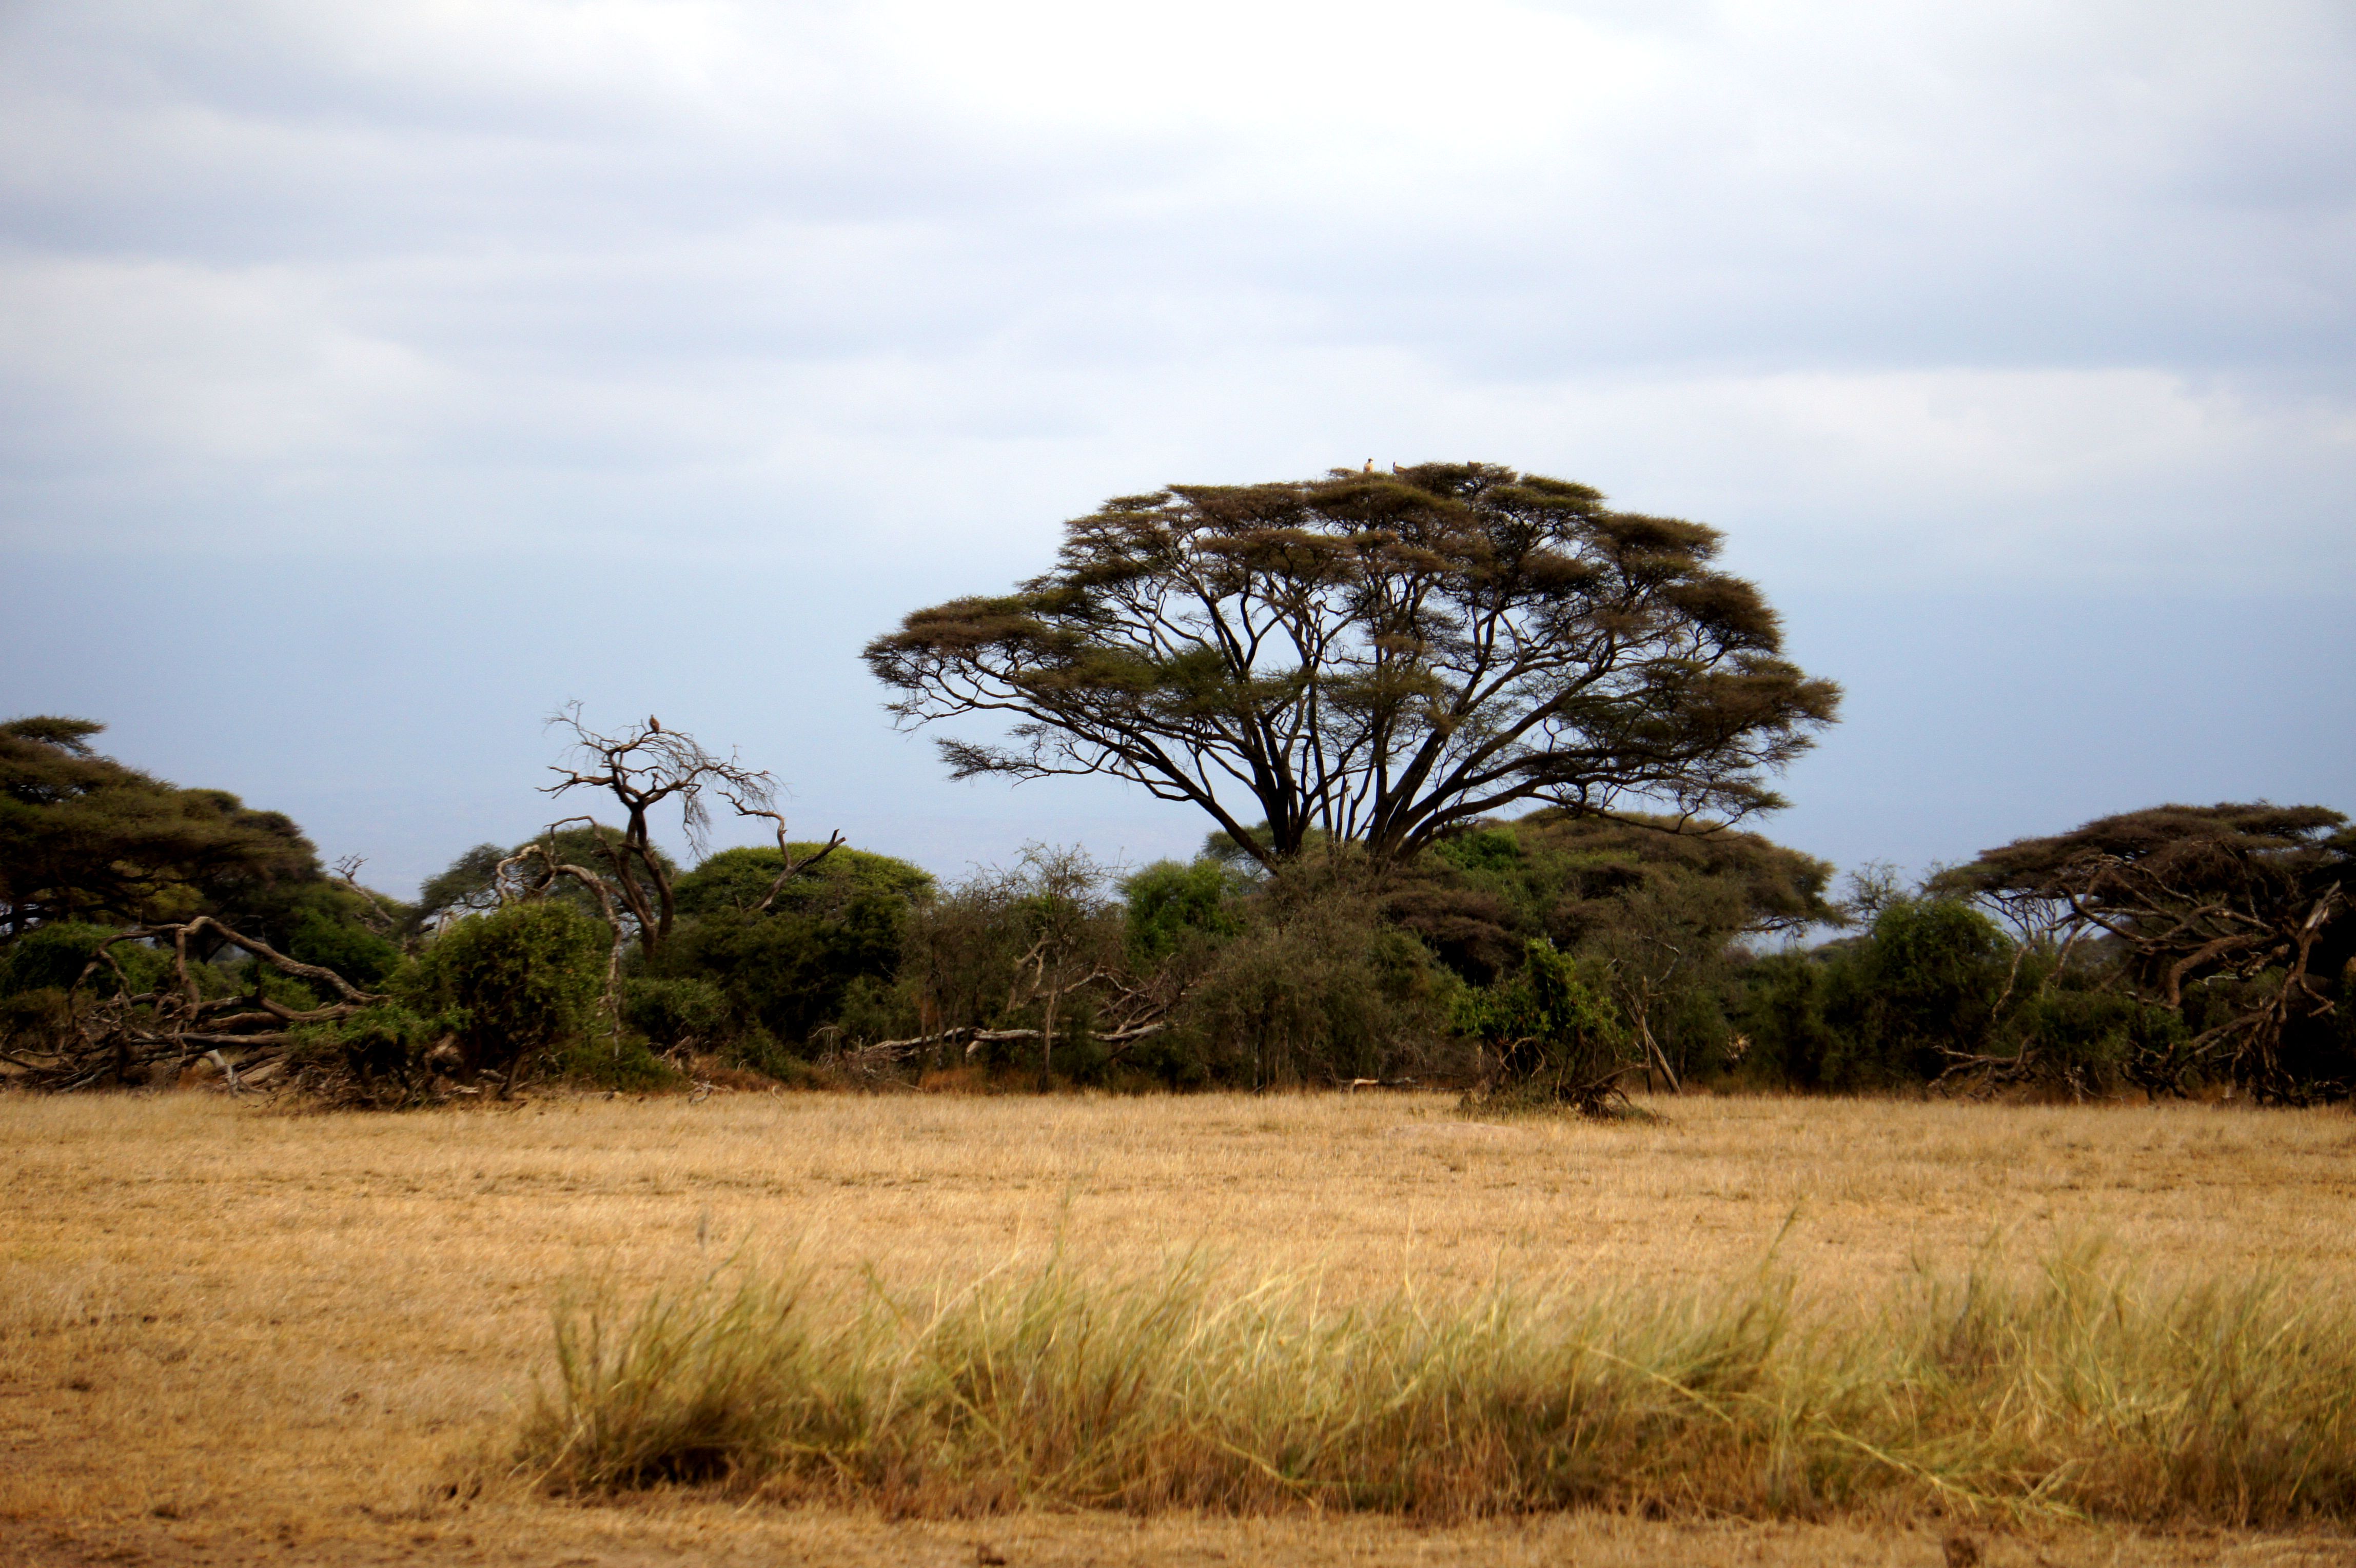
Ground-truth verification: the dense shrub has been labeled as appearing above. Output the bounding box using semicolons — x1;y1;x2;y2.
652;844;929;1063
2008;978;2188;1096
287;906;402;988
1161;866;1461;1088
1454;938;1631;1111
398;901;609;1082
0;921;167;998
287;1002;437;1096
620;975;730;1052
1121;858;1249;966
651;899;907;1055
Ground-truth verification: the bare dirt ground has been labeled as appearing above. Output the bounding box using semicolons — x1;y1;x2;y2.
5;1088;2354;1566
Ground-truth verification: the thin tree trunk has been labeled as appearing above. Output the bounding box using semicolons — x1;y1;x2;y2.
1039;989;1057;1093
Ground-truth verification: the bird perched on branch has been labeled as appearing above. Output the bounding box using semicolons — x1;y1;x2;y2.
648;715;661;733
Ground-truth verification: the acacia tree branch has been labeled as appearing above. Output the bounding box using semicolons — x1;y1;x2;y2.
724;792;846;913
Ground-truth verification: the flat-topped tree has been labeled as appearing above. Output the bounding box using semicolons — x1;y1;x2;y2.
866;464;1840;867
1;716;324;939
1934;802;2355;1101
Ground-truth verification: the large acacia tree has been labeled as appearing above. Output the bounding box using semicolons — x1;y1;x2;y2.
866;464;1840;866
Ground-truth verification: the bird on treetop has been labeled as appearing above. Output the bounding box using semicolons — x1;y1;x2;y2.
648;716;661;733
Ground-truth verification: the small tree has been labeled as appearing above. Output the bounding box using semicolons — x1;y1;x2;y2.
1457;938;1631;1114
398;901;607;1092
998;846;1117;1091
1172;862;1457;1089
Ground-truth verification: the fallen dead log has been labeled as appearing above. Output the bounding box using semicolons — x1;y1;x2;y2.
12;916;385;1094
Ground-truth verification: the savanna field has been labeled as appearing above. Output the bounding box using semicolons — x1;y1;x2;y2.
6;1087;2356;1567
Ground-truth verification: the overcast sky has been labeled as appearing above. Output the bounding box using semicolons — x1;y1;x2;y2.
4;0;2352;895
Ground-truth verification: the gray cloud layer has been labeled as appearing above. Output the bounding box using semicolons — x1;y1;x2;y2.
3;0;2351;889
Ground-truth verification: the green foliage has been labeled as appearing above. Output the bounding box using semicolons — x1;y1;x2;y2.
620;976;729;1051
1730;950;1840;1089
1737;898;2012;1092
1;716;326;937
1162;868;1460;1088
542;1031;684;1092
287;906;402;988
672;845;932;919
0;921;165;998
1454;938;1631;1111
1379;811;1839;1086
399;901;610;1079
1847;897;2012;1080
288;1002;436;1086
640;842;932;1066
1731;893;2206;1098
222;959;326;1014
1119;858;1248;965
652;896;907;1053
2009;978;2190;1095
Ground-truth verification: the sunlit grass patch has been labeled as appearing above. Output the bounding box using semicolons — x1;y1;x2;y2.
514;1243;2356;1525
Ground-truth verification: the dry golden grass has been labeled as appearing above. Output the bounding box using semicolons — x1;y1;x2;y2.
4;1087;2355;1564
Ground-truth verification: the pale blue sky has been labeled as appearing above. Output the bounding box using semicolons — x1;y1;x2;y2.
4;1;2351;894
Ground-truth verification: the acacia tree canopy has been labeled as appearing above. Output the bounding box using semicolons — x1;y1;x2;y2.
0;716;323;937
866;464;1840;866
1934;802;2354;1099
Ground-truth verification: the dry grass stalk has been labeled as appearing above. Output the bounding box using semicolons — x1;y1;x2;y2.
516;1241;2356;1525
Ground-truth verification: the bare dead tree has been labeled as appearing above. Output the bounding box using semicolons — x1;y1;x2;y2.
540;705;838;956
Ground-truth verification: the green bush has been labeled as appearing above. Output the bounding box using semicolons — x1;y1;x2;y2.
1454;938;1632;1112
0;922;165;998
652;896;908;1053
399;901;609;1081
288;1002;436;1089
1121;858;1248;966
621;976;730;1052
1738;899;2016;1093
1849;897;2011;1079
672;844;933;919
543;1031;683;1093
1168;872;1459;1088
2010;979;2187;1095
287;908;402;988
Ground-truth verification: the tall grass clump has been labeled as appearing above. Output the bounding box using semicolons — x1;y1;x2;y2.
514;1244;2356;1525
